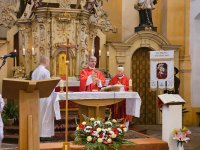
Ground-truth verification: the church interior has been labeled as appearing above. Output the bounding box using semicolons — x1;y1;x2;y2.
0;0;200;150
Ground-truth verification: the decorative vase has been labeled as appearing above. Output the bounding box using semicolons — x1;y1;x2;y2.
177;142;184;150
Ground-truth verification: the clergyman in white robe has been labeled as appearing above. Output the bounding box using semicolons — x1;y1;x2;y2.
31;56;55;138
0;94;5;145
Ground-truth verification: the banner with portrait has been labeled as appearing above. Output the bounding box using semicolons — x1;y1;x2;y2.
150;50;174;90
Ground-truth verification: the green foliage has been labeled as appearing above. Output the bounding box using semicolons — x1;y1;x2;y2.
110;141;120;150
2;103;19;124
86;142;107;150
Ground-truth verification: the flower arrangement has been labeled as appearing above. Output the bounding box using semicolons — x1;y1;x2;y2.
74;117;132;150
172;127;191;147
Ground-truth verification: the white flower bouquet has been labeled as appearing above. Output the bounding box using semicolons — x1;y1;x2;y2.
74;117;132;150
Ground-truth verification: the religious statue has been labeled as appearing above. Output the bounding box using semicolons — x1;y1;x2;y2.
134;0;157;31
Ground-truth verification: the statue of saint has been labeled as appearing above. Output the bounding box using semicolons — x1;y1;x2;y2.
134;0;157;27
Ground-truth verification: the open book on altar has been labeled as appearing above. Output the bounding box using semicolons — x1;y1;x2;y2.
158;94;185;105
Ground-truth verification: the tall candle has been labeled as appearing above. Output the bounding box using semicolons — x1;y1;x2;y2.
107;51;109;56
32;47;35;55
129;79;132;87
99;49;101;56
22;48;25;55
14;49;17;67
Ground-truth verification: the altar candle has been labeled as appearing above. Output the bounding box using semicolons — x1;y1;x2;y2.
99;49;101;56
129;79;132;87
32;47;35;55
14;49;17;67
107;51;109;56
22;48;25;55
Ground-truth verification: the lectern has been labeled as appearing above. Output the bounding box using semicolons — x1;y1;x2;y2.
2;78;59;150
158;94;185;150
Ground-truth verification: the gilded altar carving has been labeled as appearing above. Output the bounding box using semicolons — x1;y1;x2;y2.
0;0;20;28
16;0;112;77
78;19;89;69
13;66;26;78
58;0;71;9
83;0;113;32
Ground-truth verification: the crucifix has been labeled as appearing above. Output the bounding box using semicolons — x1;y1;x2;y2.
56;39;75;142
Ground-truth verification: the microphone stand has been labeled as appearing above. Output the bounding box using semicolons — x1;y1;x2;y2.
0;58;7;70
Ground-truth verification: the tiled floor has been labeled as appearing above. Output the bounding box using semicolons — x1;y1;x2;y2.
1;125;200;150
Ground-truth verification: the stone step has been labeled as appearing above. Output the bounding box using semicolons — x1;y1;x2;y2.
3;110;79;143
3;126;75;143
3;134;19;144
4;126;19;130
4;134;19;139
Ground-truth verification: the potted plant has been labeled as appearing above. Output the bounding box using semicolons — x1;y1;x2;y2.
2;103;18;126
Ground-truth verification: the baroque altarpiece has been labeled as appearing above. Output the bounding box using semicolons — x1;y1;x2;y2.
9;0;113;78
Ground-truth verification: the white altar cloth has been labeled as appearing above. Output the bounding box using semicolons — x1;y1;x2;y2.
53;91;141;120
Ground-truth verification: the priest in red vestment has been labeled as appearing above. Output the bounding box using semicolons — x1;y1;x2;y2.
80;56;105;91
109;66;129;91
108;66;132;128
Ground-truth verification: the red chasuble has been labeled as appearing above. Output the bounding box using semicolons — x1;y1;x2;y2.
79;67;105;91
108;75;132;122
108;75;129;91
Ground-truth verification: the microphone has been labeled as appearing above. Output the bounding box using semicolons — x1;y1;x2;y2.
0;52;17;59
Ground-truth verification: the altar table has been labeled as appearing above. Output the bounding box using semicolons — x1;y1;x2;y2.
53;92;141;121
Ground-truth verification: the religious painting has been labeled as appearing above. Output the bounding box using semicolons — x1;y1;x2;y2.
150;50;174;89
156;63;167;79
